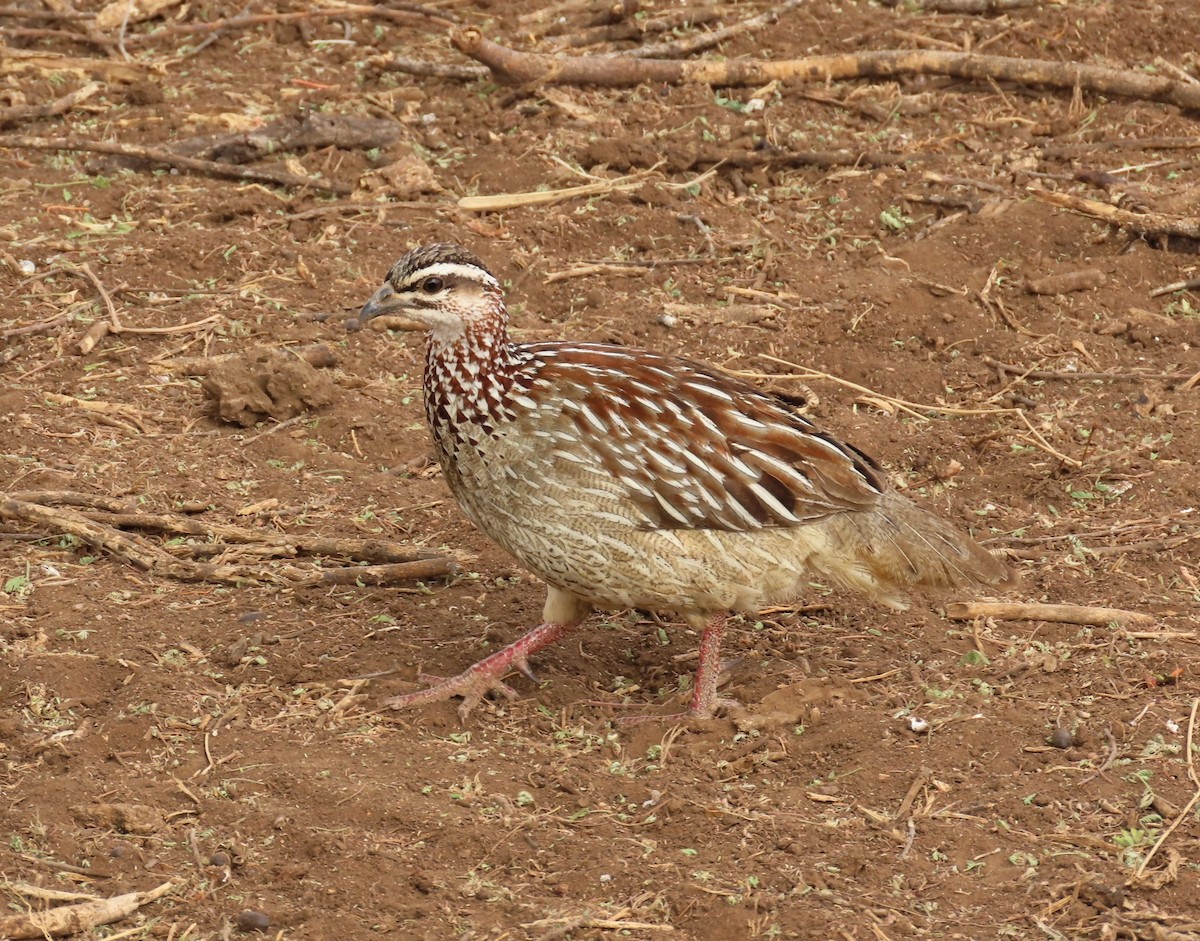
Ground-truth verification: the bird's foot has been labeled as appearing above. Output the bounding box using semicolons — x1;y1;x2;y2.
380;618;574;722
383;666;521;722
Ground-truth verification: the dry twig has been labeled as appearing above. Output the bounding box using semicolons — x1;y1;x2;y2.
125;3;458;45
0;135;352;194
622;0;803;60
0;81;101;129
946;602;1154;627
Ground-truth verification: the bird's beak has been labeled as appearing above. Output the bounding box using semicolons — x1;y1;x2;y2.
359;283;426;331
359;283;401;322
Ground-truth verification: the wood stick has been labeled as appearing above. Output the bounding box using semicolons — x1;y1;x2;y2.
1148;276;1200;298
0;7;96;21
0;49;145;82
554;8;721;50
126;3;458;43
0;313;68;339
81;510;448;565
623;0;802;59
946;602;1154;627
0;881;174;940
0;498;169;571
981;356;1189;383
0;135;351;194
1030;189;1200;239
370;54;487;80
1;493;455;586
301;558;458;587
9;490;136;513
450;32;1200;110
458;173;653;211
0;81;101;129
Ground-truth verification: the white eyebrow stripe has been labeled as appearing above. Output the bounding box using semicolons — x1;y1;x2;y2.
398;261;499;288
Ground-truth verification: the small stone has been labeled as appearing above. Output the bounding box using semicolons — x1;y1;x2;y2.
235;910;270;933
1049;727;1073;749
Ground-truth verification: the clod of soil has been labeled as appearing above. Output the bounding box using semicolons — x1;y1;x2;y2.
200;347;336;426
234;910;271;933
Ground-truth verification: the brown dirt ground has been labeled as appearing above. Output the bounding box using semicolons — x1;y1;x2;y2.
2;2;1200;939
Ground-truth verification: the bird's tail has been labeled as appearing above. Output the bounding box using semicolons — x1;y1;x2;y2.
813;491;1016;609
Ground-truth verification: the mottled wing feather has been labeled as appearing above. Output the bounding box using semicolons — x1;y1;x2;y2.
524;343;886;532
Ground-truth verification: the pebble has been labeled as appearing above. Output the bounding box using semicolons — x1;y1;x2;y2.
1049;727;1074;749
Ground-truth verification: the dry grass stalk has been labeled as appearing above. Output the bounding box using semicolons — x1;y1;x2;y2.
458;171;656;211
1134;697;1200;879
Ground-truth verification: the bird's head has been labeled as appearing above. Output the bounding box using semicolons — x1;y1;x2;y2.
359;243;503;342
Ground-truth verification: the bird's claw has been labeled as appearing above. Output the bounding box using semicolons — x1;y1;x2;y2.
382;669;520;722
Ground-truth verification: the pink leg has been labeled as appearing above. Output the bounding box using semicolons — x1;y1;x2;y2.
688;613;730;717
616;613;739;723
383;620;574;722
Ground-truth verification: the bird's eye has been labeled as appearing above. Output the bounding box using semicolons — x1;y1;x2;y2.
421;276;444;294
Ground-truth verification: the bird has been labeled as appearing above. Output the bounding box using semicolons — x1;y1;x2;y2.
359;242;1015;721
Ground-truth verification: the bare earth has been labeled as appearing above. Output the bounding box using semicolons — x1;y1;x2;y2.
2;1;1199;939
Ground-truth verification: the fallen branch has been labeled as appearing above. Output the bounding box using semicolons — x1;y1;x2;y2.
0;81;101;129
369;54;487;80
0;313;69;340
553;7;721;51
449;31;1200;110
1030;189;1200;240
161;112;406;164
0;49;145;82
0;135;352;194
622;0;802;60
9;490;136;513
946;601;1154;627
0;494;455;587
81;509;447;566
0;880;174;939
126;3;458;44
